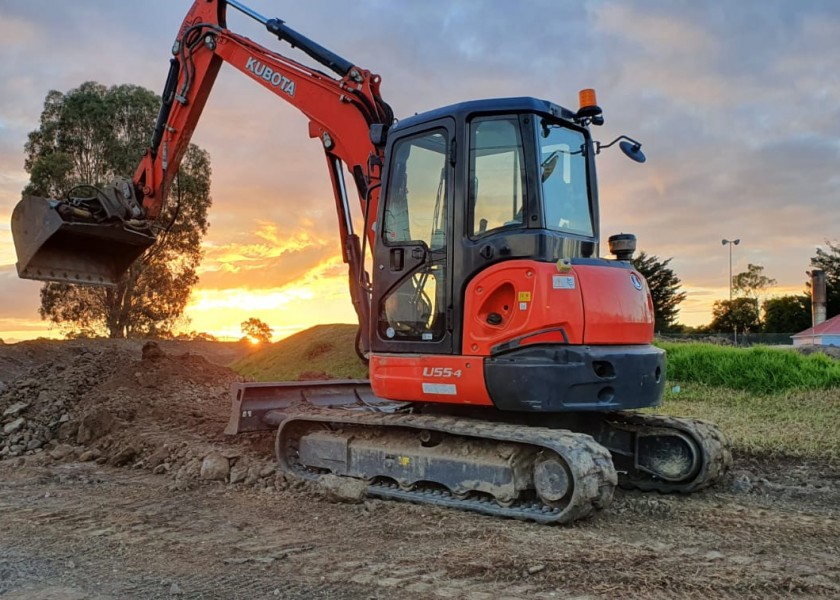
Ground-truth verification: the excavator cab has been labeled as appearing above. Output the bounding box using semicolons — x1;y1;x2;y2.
371;98;604;354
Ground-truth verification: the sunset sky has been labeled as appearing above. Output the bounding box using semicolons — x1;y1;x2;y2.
1;0;838;341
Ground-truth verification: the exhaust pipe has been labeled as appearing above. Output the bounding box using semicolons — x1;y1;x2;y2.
812;269;827;327
11;184;156;287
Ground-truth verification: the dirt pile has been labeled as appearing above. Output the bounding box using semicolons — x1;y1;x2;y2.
1;345;132;459
0;341;284;492
795;343;840;360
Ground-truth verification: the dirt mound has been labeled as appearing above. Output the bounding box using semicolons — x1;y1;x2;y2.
795;343;840;360
1;344;133;458
0;341;284;493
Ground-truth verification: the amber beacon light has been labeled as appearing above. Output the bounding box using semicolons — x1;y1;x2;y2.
577;88;603;119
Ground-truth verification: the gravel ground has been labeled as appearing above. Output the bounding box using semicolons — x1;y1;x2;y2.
1;339;839;599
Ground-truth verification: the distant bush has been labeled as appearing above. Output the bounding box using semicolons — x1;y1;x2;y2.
660;342;840;393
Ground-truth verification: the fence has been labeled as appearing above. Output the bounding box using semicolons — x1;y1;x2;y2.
656;332;796;347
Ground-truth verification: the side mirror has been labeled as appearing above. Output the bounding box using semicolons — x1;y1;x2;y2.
596;135;646;164
619;140;646;163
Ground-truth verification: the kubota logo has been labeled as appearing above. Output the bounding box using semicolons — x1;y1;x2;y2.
630;273;643;290
245;57;296;97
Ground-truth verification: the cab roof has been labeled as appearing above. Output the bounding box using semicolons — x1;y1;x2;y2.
391;97;578;133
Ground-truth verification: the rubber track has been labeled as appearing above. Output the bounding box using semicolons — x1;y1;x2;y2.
606;412;733;493
276;408;617;524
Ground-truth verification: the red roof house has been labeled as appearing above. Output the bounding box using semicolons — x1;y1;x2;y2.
791;313;840;347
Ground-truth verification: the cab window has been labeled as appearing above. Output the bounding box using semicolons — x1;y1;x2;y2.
469;117;526;237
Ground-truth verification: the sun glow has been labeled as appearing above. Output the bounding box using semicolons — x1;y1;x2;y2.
183;254;358;340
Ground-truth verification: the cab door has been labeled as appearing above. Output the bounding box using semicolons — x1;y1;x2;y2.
371;119;455;355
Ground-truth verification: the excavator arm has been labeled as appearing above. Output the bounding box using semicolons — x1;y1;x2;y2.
138;0;392;223
11;0;393;350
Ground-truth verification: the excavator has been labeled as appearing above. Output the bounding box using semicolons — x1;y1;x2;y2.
11;0;730;523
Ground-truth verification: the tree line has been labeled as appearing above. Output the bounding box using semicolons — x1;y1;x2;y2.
633;245;840;335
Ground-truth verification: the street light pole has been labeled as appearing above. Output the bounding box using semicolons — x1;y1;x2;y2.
721;238;740;300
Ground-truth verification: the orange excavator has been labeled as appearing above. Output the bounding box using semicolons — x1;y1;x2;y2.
11;0;730;523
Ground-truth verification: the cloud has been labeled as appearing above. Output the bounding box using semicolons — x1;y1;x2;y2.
186;254;355;338
1;0;839;335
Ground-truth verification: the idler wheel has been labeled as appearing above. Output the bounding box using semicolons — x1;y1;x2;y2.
637;431;700;482
533;453;572;505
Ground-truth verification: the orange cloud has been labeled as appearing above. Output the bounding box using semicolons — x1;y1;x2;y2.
185;254;355;339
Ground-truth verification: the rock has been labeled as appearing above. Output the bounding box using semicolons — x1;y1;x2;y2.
3;402;29;417
50;444;75;460
3;417;25;435
153;464;168;475
26;439;43;451
229;459;249;484
272;475;287;491
56;421;79;442
76;409;115;444
175;459;194;481
527;564;546;575
142;341;166;361
319;474;366;504
110;446;138;467
59;413;71;423
169;582;183;596
729;470;754;494
200;453;229;481
146;446;171;468
78;449;102;462
244;465;262;486
259;464;276;478
37;390;56;404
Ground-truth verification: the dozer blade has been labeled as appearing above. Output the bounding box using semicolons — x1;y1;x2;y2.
224;379;400;435
11;195;155;287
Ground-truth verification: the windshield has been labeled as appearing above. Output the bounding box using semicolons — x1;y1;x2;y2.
538;120;593;237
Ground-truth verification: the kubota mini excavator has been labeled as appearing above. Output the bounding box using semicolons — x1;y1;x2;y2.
11;0;730;523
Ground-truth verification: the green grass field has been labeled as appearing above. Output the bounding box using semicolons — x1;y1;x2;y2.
231;323;368;381
232;327;840;462
655;343;840;460
655;384;840;461
658;342;840;393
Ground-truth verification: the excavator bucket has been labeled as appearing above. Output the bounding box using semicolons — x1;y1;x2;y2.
11;195;156;287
